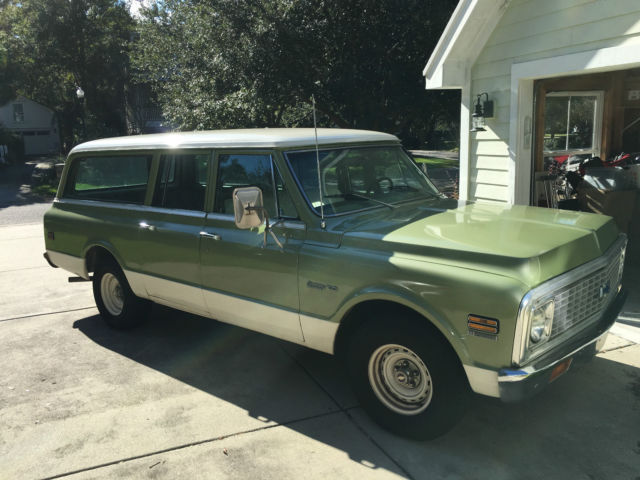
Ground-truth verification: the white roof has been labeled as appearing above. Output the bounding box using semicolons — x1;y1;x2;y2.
69;128;400;154
423;0;511;89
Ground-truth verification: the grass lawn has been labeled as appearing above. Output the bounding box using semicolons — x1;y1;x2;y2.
413;156;459;168
31;183;59;197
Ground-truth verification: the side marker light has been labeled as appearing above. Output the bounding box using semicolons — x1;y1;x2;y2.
468;315;499;335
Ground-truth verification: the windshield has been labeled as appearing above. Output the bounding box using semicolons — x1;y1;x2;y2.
285;146;440;216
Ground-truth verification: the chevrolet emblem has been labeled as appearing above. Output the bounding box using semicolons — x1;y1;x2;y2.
598;281;611;300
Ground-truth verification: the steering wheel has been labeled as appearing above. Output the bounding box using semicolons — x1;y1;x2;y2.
376;176;394;193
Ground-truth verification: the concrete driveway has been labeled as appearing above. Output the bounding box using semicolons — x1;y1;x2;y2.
1;220;639;480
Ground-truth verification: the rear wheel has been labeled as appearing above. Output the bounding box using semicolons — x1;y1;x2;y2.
93;259;150;329
347;317;469;440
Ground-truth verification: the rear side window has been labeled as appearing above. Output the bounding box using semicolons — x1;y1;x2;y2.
65;155;151;204
152;153;209;211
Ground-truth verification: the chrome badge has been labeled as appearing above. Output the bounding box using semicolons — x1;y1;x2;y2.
598;281;611;300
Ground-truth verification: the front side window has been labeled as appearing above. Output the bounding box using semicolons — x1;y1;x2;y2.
286;146;439;216
65;155;151;204
152;153;209;211
214;153;296;218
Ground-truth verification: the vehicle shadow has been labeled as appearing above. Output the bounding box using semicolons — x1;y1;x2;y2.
72;305;640;478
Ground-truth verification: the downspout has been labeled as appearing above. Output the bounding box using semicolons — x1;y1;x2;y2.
458;65;471;202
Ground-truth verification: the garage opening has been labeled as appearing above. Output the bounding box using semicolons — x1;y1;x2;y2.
532;69;640;255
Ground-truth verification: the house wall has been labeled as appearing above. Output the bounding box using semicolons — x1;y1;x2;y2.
0;97;60;155
469;0;640;204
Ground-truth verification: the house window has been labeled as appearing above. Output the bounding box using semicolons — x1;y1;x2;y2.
543;91;604;160
12;104;24;123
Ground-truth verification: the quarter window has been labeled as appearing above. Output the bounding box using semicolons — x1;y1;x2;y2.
152;153;209;211
65;155;151;204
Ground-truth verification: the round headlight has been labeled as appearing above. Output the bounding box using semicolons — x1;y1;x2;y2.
530;299;554;344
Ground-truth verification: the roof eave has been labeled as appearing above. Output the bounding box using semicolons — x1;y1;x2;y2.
423;0;512;90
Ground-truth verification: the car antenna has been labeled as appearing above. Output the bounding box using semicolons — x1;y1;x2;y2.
311;95;326;229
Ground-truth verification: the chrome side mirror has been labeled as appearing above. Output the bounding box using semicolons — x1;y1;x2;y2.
232;186;283;248
233;187;265;229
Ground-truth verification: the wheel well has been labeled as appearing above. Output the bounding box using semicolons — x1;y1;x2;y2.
334;300;455;362
85;246;117;274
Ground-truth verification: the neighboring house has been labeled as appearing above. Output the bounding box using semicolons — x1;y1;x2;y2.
424;0;640;206
0;96;60;156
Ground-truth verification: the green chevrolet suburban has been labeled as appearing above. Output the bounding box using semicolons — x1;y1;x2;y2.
43;129;627;439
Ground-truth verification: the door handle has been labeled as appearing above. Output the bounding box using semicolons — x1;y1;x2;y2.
200;231;221;241
139;221;156;231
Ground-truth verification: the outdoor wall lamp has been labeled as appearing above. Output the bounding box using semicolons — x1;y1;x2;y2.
470;92;494;132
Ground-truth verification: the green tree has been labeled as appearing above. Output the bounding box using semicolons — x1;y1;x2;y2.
133;0;459;148
0;0;134;150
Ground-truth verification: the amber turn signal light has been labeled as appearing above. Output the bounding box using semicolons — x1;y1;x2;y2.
468;315;499;335
549;358;573;383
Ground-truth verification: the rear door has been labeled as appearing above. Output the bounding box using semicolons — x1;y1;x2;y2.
199;151;306;343
136;151;211;316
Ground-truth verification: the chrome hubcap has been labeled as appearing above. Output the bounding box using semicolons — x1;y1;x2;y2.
101;272;124;316
368;344;433;415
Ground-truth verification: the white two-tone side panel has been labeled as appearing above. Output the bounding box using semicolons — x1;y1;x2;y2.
463;365;500;397
137;273;210;317
123;270;338;354
203;289;304;345
122;269;149;300
46;250;88;278
299;315;339;354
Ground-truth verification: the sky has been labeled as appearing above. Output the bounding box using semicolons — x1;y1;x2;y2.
126;0;152;19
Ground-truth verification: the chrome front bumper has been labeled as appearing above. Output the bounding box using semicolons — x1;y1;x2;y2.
497;288;627;402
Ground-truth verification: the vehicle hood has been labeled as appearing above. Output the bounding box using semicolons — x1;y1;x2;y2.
335;199;620;287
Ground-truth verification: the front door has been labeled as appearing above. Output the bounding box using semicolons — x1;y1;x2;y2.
199;151;306;343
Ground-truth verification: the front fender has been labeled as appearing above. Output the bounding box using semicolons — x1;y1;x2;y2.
331;283;473;365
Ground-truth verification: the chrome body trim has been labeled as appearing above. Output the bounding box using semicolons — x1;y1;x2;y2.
55;198;151;212
204;213;305;231
513;234;627;366
56;198;208;219
500;332;607;383
280;220;306;231
498;287;626;402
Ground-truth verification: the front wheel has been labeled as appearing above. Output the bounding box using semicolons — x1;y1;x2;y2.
347;318;469;440
93;259;150;329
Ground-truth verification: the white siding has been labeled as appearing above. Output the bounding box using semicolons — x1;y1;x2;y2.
468;0;640;203
0;97;60;155
0;97;55;130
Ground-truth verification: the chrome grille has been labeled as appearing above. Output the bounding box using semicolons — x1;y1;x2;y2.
550;246;624;338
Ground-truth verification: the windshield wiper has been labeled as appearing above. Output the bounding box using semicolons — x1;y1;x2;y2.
345;193;397;209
